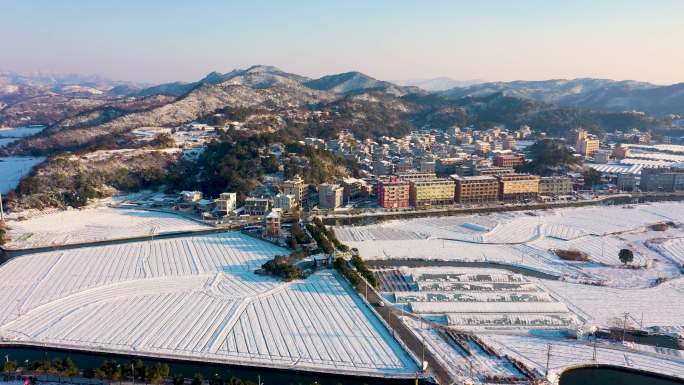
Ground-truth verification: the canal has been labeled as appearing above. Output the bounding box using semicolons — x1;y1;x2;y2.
559;366;684;385
0;346;419;385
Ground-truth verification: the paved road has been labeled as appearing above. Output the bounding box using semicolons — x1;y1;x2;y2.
350;272;454;385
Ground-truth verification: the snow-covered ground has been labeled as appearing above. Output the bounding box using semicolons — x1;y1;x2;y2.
483;334;684;383
4;206;210;249
338;202;684;287
345;203;684;382
0;232;418;377
537;278;684;330
0;156;45;194
381;267;577;332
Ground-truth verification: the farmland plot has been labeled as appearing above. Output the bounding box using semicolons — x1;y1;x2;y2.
5;206;210;249
0;232;418;377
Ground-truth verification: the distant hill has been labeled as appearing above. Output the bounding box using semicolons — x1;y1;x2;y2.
441;78;684;116
393;77;484;91
305;71;419;96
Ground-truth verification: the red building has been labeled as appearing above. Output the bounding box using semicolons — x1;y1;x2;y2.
493;153;524;168
377;176;410;208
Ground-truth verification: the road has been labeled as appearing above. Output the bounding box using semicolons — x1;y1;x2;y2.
349;271;455;385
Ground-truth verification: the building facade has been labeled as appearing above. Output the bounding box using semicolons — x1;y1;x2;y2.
640;167;684;192
214;192;237;213
244;197;270;216
409;178;456;207
377;176;410;208
452;175;499;204
493;153;524;168
274;193;296;212
282;175;306;208
497;174;540;201
318;183;344;209
539;176;573;196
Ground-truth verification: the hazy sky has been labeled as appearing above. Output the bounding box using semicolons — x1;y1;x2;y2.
2;0;683;85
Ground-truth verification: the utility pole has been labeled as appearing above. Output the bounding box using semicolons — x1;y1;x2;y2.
593;340;598;363
622;312;629;342
0;191;4;221
545;344;552;376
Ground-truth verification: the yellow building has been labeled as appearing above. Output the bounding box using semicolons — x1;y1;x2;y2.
451;175;499;204
497;174;540;201
575;128;600;157
409;178;456;207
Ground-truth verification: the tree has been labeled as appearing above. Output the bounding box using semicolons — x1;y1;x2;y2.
619;249;634;265
173;373;186;385
191;372;204;385
3;360;18;373
147;363;170;385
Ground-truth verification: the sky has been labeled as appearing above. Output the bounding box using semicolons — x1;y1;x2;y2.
1;0;683;85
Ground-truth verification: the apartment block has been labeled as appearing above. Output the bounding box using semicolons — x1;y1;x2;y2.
493;153;524;168
282;175;306;207
409;178;456;207
377;176;410;208
318;183;344;209
497;174;540;201
539;176;573;196
451;175;499;204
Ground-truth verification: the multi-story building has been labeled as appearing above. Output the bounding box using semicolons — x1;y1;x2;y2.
419;159;436;173
264;208;282;237
244;197;270;216
396;171;437;182
497;174;540;201
474;166;515;177
493;153;524;168
341;177;372;202
274;193;296;212
282;175;306;208
640;167;684;192
575;128;600;157
180;190;202;203
318;183;344;209
617;173;638;192
451;175;499;204
214;192;237;213
593;150;611;164
377;176;410;208
612;144;631;159
474;141;491;155
436;158;463;176
539;176;573;196
409;178;456;207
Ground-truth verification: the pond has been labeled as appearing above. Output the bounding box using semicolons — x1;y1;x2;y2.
559;366;684;385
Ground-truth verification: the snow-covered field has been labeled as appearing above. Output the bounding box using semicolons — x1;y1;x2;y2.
0;156;45;193
338;202;684;287
381;267;577;331
537;278;684;330
483;334;684;382
0;232;418;377
4;206;210;249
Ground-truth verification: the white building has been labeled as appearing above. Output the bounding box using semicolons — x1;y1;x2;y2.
215;192;237;213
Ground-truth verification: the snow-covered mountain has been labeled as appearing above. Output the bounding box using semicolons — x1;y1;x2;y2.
393;77;484;91
305;71;419;96
440;78;684;115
